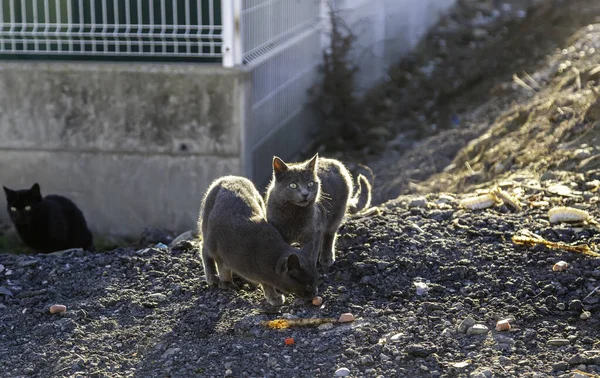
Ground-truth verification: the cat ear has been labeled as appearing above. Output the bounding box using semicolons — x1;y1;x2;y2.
307;153;319;172
30;183;42;199
3;186;14;200
273;156;289;175
287;254;302;271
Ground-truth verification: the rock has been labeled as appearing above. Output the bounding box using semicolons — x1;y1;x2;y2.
458;317;476;333
389;333;403;342
49;304;67;314
338;313;355;323
574;149;592;160
312;296;323;306
470;369;493;378
495;319;511;331
569;299;584;311
224;369;233;377
552;261;568;272
0;264;4;273
473;28;489;39
18;259;39;268
161;348;181;360
335;367;351;377
406;344;436;357
409;197;428;208
547;338;570;346
169;230;196;247
467;324;489;335
148;293;168;302
318;323;334;331
552;361;569;371
139;227;173;247
580;311;591;320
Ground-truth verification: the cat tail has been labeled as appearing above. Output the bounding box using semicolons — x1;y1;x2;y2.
348;174;372;214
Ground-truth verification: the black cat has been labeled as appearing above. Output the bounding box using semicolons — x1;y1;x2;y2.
3;183;94;253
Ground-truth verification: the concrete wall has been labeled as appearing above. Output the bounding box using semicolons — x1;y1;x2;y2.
0;62;248;237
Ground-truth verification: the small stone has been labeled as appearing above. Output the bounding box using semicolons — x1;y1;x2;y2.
495;319;511;331
160;347;181;359
49;305;67;314
390;333;403;342
0;264;4;273
553;361;568;371
580;310;591;320
472;28;489;39
148;293;168;302
467;324;489;335
318;323;334;331
224;369;233;377
547;338;570;346
470;369;493;378
458;317;476;333
409;197;428;208
557;303;566;311
569;299;584;312
338;313;355;323
334;367;350;377
552;261;568;272
312;296;323;306
574;149;592;160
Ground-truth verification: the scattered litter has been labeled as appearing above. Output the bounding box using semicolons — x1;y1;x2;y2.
583;285;600;301
261;317;337;329
512;230;600;257
312;296;323;306
549;207;589;223
460;193;498;210
284;337;295;345
495;319;511;331
414;280;429;296
492;187;522;211
49;304;67;314
552;261;569;272
451;360;471;368
153;243;169;249
338;313;355;323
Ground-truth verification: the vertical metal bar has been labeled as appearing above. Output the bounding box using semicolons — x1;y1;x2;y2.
20;0;27;52
90;0;97;53
160;0;166;53
172;0;178;54
67;0;74;52
9;0;16;51
125;0;131;53
33;0;39;52
78;0;84;53
55;0;61;52
101;0;108;53
208;0;214;56
0;1;5;51
148;0;154;53
222;0;242;66
137;0;143;53
184;0;190;55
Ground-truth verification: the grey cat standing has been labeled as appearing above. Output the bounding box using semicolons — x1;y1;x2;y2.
265;153;371;268
198;175;318;306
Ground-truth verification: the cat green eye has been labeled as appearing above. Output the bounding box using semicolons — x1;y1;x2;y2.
308;181;315;187
10;207;16;212
24;206;31;211
289;183;298;189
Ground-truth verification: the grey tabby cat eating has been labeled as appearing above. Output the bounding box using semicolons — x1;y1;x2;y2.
198;175;319;306
265;153;371;268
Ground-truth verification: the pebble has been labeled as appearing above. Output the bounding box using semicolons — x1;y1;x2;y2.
312;296;323;306
335;367;351;376
458;317;476;333
552;261;568;272
148;293;168;302
467;324;489;335
495;319;511;331
580;310;591;320
409;197;428;208
224;369;233;377
547;338;570;346
569;299;584;312
49;304;67;314
470;369;493;378
338;313;355;323
0;264;4;273
574;149;592;160
318;323;334;331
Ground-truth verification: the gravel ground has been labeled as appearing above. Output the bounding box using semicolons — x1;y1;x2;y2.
2;1;600;377
1;172;599;377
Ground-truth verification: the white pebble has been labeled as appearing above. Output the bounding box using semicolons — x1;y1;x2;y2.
335;367;351;377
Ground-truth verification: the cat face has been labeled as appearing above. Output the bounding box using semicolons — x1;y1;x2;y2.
276;253;319;299
3;183;43;224
271;154;320;207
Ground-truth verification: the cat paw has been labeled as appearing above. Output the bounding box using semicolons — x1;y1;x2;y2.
318;255;335;268
206;274;219;286
218;280;235;290
266;294;285;306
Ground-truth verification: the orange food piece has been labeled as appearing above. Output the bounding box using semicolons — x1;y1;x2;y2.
285;337;295;345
